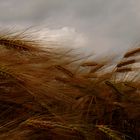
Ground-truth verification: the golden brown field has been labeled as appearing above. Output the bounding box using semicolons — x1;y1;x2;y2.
0;29;139;140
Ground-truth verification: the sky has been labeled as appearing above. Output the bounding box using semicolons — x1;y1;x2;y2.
0;0;140;54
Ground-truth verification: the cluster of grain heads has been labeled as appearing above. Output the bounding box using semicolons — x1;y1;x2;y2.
0;29;139;140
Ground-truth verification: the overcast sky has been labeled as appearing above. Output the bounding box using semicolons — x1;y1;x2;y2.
0;0;140;54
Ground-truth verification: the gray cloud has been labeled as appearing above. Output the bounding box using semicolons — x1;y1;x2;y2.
0;0;140;53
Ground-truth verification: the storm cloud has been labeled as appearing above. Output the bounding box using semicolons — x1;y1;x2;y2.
0;0;140;54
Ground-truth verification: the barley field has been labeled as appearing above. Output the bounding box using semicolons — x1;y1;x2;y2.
0;29;139;140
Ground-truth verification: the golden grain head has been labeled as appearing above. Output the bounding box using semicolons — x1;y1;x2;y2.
124;47;140;58
0;32;41;52
117;59;136;68
116;67;132;73
81;62;98;67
